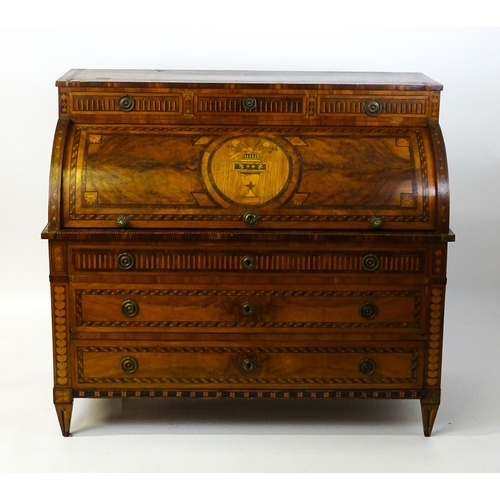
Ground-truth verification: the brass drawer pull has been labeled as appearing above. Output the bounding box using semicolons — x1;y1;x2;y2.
242;358;257;372
121;299;139;317
360;301;377;319
241;255;256;270
242;96;257;110
243;212;259;227
362;254;380;271
118;94;135;112
359;358;376;375
117;252;135;270
121;356;138;374
241;302;256;316
365;99;382;116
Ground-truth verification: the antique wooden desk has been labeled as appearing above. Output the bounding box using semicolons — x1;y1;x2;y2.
42;69;454;436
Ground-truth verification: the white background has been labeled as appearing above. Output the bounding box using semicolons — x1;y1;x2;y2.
1;3;500;482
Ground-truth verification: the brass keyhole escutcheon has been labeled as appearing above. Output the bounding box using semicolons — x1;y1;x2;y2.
242;358;257;372
359;358;376;375
241;302;256;317
241;255;256;270
117;215;130;228
362;254;380;272
117;252;135;270
360;302;378;319
369;216;383;230
121;299;139;317
121;356;138;374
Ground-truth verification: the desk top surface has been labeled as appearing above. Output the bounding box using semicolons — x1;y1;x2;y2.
57;69;443;90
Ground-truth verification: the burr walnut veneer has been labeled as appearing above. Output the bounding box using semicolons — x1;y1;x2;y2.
42;69;454;436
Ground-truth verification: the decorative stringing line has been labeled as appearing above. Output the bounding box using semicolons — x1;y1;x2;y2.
430;124;449;228
76;346;418;385
51;229;448;239
78;345;417;354
415;130;430;218
75;125;419;134
68;128;81;220
431;95;440;120
81;376;416;385
49;120;68;229
71;213;431;222
77;289;420;298
74;389;424;399
77;321;420;330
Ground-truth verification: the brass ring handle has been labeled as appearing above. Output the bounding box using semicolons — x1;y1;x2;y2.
121;356;138;374
121;299;139;317
241;302;256;316
117;252;135;270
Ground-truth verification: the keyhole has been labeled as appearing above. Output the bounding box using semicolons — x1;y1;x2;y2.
242;358;257;372
241;302;256;316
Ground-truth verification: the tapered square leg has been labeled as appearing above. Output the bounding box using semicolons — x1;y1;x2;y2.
420;401;439;437
420;389;440;437
55;402;73;437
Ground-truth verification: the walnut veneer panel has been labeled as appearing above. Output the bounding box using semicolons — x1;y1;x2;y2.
43;70;453;437
62;125;435;230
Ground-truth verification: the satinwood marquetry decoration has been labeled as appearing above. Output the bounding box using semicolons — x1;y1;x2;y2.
42;69;454;437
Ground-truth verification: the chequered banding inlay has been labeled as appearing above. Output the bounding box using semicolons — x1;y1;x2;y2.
74;389;423;399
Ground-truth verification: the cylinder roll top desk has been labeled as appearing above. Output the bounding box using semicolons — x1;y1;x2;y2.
42;69;454;436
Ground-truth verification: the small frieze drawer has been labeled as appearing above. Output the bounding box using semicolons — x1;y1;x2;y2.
66;92;182;115
73;285;423;331
73;342;424;389
69;247;426;274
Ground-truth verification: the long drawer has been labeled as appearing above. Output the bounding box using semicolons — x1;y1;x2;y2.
70;283;425;334
72;341;424;390
68;245;427;275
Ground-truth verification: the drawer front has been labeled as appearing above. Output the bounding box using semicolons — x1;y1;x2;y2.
69;246;426;275
73;341;424;390
72;285;423;332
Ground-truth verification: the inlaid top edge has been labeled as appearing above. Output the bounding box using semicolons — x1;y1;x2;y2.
56;69;443;90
